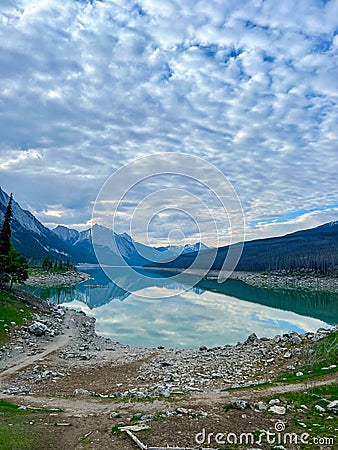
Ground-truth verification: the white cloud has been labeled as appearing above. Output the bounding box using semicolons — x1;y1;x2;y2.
0;0;337;242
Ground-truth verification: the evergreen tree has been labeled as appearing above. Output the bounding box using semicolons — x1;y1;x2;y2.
0;194;29;288
6;245;29;288
0;193;13;256
42;254;53;270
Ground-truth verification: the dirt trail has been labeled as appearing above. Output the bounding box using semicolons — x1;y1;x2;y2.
0;310;77;382
1;372;336;417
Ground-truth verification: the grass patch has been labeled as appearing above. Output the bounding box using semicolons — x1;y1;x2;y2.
111;423;125;433
0;290;32;345
0;400;35;414
0;400;62;415
276;330;338;383
263;384;337;449
265;383;338;406
0;400;64;450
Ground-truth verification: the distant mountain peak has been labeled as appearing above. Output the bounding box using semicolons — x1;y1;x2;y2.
53;225;79;244
119;231;133;241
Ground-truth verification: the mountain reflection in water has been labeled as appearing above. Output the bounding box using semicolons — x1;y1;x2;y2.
24;267;338;348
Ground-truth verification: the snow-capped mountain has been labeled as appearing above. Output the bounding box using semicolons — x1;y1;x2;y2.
158;242;209;254
73;224;183;266
53;222;209;266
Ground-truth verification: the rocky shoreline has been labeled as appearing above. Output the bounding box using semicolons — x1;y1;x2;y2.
1;292;337;399
228;271;338;293
24;270;91;287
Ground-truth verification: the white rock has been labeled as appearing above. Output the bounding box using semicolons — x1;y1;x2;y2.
73;388;91;396
119;424;150;432
315;405;325;413
327;400;338;413
254;401;267;411
268;406;286;415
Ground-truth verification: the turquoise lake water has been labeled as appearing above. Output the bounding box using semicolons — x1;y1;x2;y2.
25;267;338;349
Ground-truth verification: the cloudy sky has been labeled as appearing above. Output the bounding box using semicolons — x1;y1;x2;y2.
0;0;337;245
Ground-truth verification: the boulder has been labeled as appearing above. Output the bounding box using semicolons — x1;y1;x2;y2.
327;400;338;414
29;321;48;336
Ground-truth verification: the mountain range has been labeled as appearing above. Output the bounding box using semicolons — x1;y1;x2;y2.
1;187;337;273
151;221;338;274
0;187;208;265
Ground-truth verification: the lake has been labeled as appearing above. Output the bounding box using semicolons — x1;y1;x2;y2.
25;267;338;349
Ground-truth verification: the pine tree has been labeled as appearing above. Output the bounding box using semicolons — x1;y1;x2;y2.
42;254;53;270
0;193;13;256
0;193;28;288
7;245;29;288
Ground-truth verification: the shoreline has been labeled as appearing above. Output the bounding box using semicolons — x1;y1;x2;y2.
1;290;337;394
24;270;91;287
147;267;338;293
228;271;338;293
24;266;338;293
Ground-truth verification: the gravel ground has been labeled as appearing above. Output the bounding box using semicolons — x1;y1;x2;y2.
24;270;91;287
1;291;337;450
228;271;338;293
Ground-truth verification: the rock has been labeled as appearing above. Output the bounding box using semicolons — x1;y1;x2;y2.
254;401;267;411
140;414;157;421
232;400;250;410
314;405;325;413
269;399;281;405
73;388;91;396
268;406;286;415
296;371;304;376
199;346;207;351
119;424;151;432
327;400;338;414
155;385;171;397
291;335;302;345
283;352;292;359
245;333;258;344
176;407;189;414
29;321;48;336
